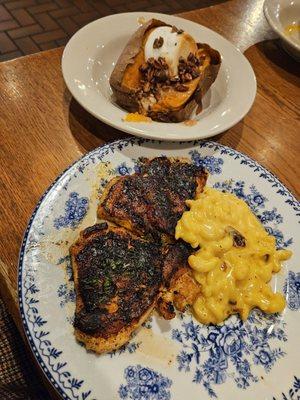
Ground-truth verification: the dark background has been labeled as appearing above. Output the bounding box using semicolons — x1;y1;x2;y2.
0;0;226;61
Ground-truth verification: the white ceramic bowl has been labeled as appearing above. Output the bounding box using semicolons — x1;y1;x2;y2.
264;0;300;60
62;12;257;141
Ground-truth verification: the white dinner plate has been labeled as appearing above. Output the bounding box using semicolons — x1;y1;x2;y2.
19;138;299;400
62;12;256;141
264;0;300;61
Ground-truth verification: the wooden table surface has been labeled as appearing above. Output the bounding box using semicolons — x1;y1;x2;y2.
0;0;299;397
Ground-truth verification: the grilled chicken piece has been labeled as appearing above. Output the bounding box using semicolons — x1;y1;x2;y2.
71;222;196;353
71;157;206;353
158;241;201;319
98;157;207;241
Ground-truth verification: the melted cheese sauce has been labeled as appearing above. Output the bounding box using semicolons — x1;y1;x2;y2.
175;188;292;324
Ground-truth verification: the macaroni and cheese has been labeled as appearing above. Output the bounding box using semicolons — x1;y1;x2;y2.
175;187;292;324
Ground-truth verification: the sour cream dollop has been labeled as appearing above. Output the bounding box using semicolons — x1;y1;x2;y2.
144;26;198;76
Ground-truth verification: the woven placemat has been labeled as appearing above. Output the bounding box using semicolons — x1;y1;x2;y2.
0;296;50;400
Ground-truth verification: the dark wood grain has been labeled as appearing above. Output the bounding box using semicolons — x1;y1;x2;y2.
0;0;299;398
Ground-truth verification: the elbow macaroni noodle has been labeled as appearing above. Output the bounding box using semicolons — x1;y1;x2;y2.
175;187;292;324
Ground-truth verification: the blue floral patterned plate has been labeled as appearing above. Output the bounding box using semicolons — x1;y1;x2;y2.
18;138;300;400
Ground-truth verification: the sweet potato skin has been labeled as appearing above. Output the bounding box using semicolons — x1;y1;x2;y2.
110;19;169;112
110;19;221;122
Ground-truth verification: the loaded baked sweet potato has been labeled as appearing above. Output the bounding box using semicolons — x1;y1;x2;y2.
110;19;221;122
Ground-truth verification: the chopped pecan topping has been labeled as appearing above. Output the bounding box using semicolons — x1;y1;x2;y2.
145;69;154;82
170;75;180;83
174;83;188;92
147;57;155;65
187;52;198;64
171;25;183;34
191;70;200;79
184;73;193;81
158;57;168;69
138;49;203;110
187;52;195;62
153;36;164;49
139;63;148;73
155;69;168;82
177;52;203;83
153;58;162;69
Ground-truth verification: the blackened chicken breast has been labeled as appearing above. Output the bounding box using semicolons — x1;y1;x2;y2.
71;157;206;353
71;222;199;353
97;157;207;241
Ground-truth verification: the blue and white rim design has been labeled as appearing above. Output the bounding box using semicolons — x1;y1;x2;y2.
18;137;299;399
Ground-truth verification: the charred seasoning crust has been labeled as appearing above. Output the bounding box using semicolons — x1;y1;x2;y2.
72;224;162;337
98;157;208;240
